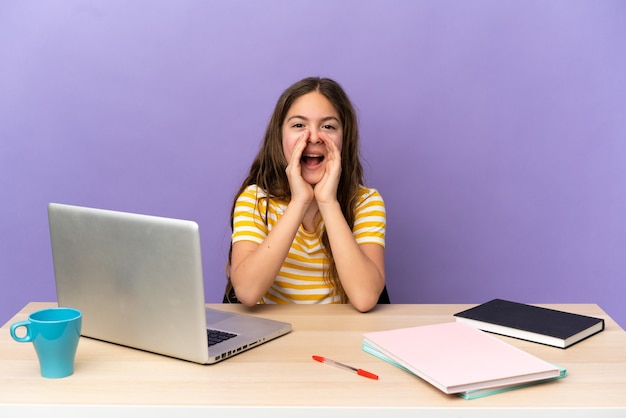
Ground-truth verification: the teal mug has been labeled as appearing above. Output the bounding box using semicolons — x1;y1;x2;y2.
10;307;82;378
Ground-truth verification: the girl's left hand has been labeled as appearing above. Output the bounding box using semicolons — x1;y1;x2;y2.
314;132;341;206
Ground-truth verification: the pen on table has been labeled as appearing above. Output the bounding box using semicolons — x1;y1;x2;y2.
312;355;379;380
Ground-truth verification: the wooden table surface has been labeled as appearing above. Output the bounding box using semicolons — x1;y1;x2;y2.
1;302;625;417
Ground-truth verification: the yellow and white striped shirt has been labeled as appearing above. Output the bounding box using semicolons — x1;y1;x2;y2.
231;184;386;304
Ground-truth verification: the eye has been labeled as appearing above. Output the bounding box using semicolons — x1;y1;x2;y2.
292;123;305;129
322;124;336;130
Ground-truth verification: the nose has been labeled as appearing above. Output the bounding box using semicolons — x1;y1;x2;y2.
307;129;322;144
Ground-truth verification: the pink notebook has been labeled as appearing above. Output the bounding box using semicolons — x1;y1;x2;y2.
363;322;561;394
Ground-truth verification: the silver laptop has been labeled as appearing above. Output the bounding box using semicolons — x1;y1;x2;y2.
48;203;291;364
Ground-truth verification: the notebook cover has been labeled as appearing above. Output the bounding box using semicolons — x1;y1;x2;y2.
362;341;567;400
363;322;561;394
453;299;604;348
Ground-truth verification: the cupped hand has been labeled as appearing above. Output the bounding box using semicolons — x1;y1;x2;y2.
285;130;315;206
313;132;341;206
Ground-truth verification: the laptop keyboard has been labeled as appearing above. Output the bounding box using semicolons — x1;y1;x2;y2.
207;329;237;347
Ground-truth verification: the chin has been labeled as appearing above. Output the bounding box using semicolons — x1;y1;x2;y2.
302;173;323;186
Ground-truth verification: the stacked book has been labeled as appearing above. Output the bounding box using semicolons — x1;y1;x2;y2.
362;299;603;399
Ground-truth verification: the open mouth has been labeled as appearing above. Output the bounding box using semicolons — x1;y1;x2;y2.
301;154;325;165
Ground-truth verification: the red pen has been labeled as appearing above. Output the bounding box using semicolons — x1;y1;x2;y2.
312;355;379;380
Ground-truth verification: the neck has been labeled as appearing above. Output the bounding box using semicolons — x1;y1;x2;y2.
302;201;320;232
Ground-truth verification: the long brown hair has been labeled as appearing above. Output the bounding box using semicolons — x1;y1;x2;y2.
225;77;364;303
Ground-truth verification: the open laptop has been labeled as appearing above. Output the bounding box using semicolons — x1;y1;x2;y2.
48;203;291;364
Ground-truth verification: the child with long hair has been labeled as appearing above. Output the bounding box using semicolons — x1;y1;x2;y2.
225;77;386;312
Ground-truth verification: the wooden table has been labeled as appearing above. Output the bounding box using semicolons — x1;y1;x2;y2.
1;302;625;417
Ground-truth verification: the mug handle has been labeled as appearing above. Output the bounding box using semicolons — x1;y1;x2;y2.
10;321;33;343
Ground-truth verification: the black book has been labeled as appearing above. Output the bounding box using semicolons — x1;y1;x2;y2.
454;299;605;349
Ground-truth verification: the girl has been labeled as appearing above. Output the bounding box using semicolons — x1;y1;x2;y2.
225;77;386;312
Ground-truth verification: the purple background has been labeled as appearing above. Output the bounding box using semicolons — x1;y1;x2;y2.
1;1;625;327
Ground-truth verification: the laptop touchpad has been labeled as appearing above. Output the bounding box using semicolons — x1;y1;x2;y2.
206;309;236;324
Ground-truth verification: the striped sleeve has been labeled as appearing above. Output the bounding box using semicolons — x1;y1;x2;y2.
231;185;268;244
353;187;386;248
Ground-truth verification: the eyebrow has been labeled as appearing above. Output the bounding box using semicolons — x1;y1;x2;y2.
286;115;341;124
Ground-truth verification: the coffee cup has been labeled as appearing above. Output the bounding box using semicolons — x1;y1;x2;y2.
10;307;82;378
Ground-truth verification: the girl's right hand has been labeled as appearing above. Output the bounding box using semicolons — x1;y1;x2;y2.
285;130;314;206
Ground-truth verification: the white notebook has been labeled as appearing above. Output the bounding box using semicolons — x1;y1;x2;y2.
363;322;562;394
